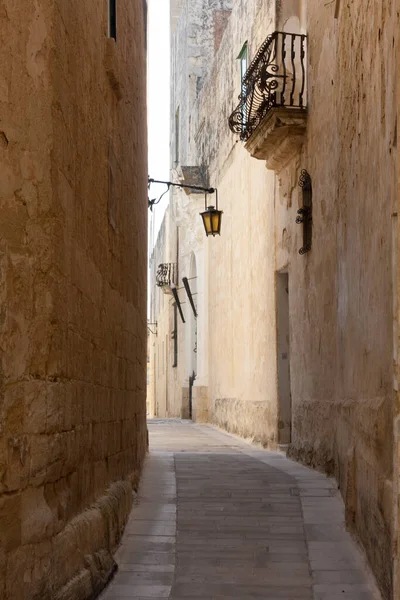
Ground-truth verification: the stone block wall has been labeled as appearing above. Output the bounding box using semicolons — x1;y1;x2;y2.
188;0;278;446
190;0;399;595
0;0;148;598
171;0;233;171
286;2;398;596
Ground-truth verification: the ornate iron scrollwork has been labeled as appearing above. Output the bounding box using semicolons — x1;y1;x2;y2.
228;31;307;142
297;169;312;255
156;263;176;287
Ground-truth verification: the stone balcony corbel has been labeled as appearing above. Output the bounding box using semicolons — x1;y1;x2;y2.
244;107;307;172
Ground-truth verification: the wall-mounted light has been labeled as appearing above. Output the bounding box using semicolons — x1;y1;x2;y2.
296;169;312;255
148;177;223;237
200;190;222;237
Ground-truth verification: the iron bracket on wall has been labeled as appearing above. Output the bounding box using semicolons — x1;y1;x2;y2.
147;321;158;336
182;277;197;318
296;169;312;255
171;286;185;323
148;177;215;210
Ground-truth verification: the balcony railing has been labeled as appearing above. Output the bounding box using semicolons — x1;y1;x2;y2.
229;32;307;142
156;263;176;288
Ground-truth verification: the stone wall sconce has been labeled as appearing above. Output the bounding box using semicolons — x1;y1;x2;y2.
148;177;223;237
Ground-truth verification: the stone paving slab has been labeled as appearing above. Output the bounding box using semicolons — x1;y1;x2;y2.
100;420;382;600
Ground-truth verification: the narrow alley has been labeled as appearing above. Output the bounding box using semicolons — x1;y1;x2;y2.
1;1;399;598
101;420;381;600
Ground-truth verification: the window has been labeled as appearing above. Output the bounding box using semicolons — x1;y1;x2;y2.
175;107;180;164
109;0;117;40
172;304;178;368
238;42;248;82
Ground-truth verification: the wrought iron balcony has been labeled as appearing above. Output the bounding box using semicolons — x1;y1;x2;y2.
156;263;176;289
229;31;307;142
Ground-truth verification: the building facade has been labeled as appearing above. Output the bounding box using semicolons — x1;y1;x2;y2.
149;0;234;422
148;0;399;597
0;1;148;598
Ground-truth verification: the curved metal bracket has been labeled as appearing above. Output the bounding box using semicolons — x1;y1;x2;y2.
148;177;216;210
296;169;312;255
147;322;158;336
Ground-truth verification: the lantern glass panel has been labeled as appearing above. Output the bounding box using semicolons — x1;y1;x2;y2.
200;207;223;237
201;211;212;236
212;212;221;234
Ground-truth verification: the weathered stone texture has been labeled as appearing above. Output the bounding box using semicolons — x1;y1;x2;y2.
185;0;278;445
171;0;234;169
0;0;148;598
214;10;232;53
285;3;397;597
149;0;236;422
189;0;398;596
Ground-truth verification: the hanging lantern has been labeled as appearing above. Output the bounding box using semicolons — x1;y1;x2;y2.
200;191;223;237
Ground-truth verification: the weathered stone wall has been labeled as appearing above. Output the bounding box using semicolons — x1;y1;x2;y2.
171;1;234;422
395;3;400;595
170;189;212;420
171;0;185;33
148;193;209;421
0;0;148;598
191;0;398;595
284;2;397;597
148;0;236;421
148;208;179;418
171;0;233;170
190;0;279;444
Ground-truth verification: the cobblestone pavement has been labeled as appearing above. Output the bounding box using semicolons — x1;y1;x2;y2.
101;420;382;600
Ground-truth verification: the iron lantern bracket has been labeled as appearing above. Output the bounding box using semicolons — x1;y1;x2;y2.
182;277;197;318
148;177;216;210
171;286;186;323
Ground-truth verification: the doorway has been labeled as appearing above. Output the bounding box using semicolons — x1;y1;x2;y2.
276;271;292;444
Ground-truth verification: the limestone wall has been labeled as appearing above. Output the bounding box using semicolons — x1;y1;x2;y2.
148;195;206;420
0;1;148;598
191;0;398;594
171;0;233;170
395;4;400;595
171;188;212;420
191;0;279;444
285;2;397;596
170;0;234;422
148;208;180;418
148;0;237;421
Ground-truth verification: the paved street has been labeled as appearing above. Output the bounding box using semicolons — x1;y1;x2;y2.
101;420;382;600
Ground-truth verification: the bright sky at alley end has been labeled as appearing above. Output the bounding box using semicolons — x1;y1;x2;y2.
148;0;170;248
